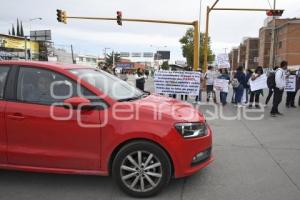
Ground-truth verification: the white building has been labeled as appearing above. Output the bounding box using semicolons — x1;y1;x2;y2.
76;55;98;67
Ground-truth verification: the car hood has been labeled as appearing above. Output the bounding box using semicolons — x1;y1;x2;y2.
133;94;205;123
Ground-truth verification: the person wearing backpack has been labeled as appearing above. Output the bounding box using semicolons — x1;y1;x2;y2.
265;66;279;105
271;61;288;117
245;69;253;104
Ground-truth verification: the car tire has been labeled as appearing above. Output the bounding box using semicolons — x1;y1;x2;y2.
112;140;172;197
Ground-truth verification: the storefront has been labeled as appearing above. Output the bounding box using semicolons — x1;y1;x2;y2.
0;34;39;60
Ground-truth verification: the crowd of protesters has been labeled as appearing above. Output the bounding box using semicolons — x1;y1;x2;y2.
200;60;300;116
163;60;300;117
103;60;300;117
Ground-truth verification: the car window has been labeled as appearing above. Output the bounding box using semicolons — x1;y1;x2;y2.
17;67;97;105
69;69;144;101
0;66;10;99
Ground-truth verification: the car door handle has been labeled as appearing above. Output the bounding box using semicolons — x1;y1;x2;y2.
7;113;25;120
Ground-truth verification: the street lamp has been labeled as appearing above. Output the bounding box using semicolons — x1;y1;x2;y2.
28;17;42;60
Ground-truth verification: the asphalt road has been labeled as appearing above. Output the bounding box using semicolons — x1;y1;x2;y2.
1;76;300;200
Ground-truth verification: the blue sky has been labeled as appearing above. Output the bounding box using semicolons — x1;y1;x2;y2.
1;0;299;61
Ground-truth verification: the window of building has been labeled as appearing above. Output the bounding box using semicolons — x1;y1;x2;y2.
278;41;282;49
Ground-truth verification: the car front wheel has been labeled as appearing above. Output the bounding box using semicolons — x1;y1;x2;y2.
112;141;172;197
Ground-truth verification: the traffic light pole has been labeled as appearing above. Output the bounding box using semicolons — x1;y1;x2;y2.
269;0;277;68
202;3;284;72
65;16;200;71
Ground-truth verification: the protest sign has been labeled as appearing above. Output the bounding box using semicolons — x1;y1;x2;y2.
214;79;229;93
249;74;268;91
216;53;230;69
285;75;296;92
154;71;201;96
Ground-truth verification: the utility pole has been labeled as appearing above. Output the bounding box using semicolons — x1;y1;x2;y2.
269;0;277;68
29;17;42;60
24;36;28;60
224;48;228;54
112;51;115;69
70;44;75;64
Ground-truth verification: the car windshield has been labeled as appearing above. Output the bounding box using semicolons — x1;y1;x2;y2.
69;68;144;101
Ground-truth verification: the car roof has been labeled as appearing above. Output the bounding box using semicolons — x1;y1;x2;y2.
0;60;95;70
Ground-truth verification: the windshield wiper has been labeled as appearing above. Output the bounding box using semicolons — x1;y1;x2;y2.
118;95;142;102
118;92;150;102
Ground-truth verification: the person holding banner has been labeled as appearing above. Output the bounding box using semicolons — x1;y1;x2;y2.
217;68;230;106
285;70;299;108
248;66;264;109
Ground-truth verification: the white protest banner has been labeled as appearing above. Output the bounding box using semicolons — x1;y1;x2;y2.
216;53;230;69
249;74;268;91
154;70;201;96
285;75;296;92
214;79;229;93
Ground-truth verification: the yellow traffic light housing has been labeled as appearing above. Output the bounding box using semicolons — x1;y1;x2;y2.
117;11;122;26
56;9;67;24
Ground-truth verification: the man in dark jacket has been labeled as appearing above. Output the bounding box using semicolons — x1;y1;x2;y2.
234;66;246;106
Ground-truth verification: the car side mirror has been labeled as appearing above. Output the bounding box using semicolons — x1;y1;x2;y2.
63;96;92;110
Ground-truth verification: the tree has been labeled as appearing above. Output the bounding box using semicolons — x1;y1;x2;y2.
17;18;20;36
20;21;24;37
161;61;169;70
179;28;215;69
8;30;11;35
105;52;121;68
11;24;15;36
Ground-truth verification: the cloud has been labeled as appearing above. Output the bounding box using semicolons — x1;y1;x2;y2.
53;26;181;47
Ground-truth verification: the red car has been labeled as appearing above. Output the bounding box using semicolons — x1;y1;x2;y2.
0;61;212;197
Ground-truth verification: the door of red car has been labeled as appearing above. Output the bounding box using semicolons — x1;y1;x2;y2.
5;66;104;170
0;65;10;164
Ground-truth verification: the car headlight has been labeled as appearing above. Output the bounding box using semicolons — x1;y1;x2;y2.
175;122;208;138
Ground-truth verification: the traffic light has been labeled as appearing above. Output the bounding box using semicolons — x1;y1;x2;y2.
266;9;284;17
56;9;67;24
117;11;122;26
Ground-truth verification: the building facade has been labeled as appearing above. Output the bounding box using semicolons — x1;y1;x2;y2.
244;38;259;69
258;18;300;68
238;42;246;68
275;19;300;68
229;48;239;71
